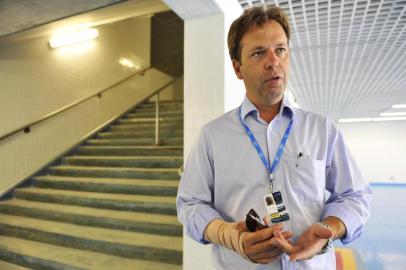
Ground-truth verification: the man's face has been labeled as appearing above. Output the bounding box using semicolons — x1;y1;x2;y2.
233;20;289;106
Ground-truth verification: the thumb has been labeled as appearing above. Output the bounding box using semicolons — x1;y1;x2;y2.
263;215;270;226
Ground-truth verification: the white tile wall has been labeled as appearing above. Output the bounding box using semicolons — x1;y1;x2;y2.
0;16;176;195
0;68;173;195
0;16;151;136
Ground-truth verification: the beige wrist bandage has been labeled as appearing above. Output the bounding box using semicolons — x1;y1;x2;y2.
204;219;249;260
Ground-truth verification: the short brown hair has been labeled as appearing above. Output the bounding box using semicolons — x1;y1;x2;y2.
227;6;291;63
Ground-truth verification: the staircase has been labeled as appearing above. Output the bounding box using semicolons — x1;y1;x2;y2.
0;100;184;270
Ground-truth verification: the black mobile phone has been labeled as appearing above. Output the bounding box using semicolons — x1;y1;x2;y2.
245;208;269;232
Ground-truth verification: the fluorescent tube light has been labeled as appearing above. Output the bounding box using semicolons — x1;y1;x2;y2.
339;116;406;123
119;58;135;68
373;116;406;121
49;28;99;48
392;104;406;109
380;112;406;117
338;118;373;123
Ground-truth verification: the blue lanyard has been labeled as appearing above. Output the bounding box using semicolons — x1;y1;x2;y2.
239;106;293;184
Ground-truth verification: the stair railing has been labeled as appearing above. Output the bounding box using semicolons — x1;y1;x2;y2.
146;77;179;146
0;67;151;143
155;92;160;146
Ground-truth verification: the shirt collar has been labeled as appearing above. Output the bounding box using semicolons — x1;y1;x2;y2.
240;95;295;123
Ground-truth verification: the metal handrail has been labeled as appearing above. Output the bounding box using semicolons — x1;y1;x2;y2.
138;77;179;146
0;67;151;142
155;92;160;145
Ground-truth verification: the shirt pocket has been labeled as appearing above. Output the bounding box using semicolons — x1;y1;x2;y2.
284;154;326;202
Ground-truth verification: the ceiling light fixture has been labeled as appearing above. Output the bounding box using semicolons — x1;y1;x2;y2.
339;116;406;123
119;58;135;68
380;112;406;117
392;104;406;109
49;28;99;49
338;118;373;123
373;116;406;122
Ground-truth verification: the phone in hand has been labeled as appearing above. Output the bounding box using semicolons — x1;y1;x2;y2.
246;208;269;232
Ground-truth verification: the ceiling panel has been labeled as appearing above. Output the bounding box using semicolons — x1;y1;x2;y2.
238;0;406;120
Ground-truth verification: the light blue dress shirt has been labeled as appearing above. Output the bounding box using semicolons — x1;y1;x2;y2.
177;95;371;270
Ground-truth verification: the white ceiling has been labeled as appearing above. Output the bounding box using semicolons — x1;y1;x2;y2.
0;0;170;40
0;0;125;38
1;0;404;120
238;0;406;120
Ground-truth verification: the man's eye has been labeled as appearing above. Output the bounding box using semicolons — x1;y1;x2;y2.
276;48;287;55
252;51;265;57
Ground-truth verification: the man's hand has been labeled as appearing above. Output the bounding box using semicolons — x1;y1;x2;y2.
273;223;334;261
238;222;293;264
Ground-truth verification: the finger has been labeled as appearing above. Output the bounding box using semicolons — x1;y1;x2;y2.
251;250;283;264
289;244;321;261
249;247;283;261
273;230;286;240
245;224;284;245
273;230;293;240
281;231;293;240
245;237;282;256
273;234;298;254
263;216;270;226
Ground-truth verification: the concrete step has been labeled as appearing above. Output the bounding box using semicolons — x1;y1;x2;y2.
62;155;183;168
98;129;183;139
113;117;182;126
86;137;183;146
138;101;183;110
15;188;177;215
0;259;31;270
0;199;182;236
116;114;183;124
142;98;183;106
0;235;181;270
110;123;182;132
127;111;183;119
46;165;180;180
133;107;183;114
116;117;183;126
34;175;179;196
0;214;182;265
75;146;183;156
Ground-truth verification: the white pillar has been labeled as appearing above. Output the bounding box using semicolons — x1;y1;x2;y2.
161;0;243;269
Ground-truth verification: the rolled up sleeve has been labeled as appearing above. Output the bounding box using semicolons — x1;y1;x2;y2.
176;128;222;243
322;128;372;245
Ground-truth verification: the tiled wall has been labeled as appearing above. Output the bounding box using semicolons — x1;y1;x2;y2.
0;16;151;137
0;16;175;195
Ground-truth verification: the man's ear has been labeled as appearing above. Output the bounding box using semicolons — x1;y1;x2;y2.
232;59;243;80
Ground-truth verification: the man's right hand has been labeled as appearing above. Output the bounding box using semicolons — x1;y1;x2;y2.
239;223;293;264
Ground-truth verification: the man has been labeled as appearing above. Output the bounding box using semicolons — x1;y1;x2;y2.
177;5;371;270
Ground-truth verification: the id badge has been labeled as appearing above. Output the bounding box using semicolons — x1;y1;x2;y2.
264;190;290;224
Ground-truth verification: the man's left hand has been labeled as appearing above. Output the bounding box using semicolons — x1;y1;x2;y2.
273;223;334;261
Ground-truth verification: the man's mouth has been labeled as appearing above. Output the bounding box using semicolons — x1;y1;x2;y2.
265;75;283;82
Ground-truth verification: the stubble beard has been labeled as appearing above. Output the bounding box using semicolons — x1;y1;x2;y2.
259;83;286;106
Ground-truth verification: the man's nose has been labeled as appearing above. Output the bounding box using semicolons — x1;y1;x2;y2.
265;51;279;70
